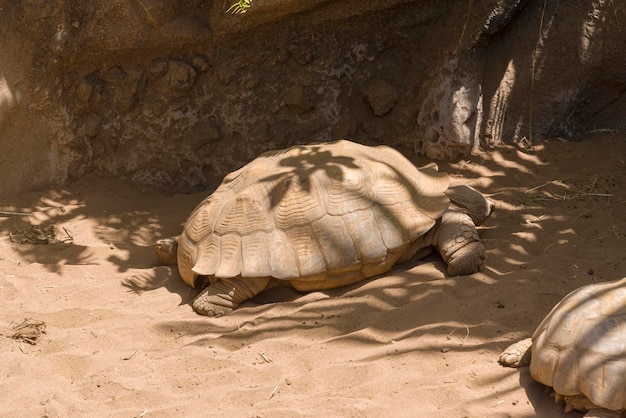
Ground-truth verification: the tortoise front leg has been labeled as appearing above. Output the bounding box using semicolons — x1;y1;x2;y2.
499;337;532;368
434;210;485;276
192;276;271;316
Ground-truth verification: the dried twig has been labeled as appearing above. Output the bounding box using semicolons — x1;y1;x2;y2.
589;128;617;134
62;227;74;241
10;225;57;244
268;385;278;400
525;175;615;210
10;318;46;345
0;210;33;217
526;179;570;193
524;215;544;224
446;326;471;344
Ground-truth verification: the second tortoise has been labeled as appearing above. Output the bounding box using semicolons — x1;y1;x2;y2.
500;277;626;417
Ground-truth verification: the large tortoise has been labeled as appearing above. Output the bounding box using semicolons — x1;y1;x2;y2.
156;140;494;316
499;277;626;417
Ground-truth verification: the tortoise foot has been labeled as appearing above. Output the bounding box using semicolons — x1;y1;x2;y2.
446;241;485;276
499;338;532;368
192;292;234;317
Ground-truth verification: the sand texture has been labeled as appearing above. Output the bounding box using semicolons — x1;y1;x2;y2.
1;133;624;417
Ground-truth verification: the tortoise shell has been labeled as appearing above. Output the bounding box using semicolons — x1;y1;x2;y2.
177;140;450;291
529;277;626;411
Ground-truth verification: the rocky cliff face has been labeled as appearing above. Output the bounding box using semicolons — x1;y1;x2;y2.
0;0;624;196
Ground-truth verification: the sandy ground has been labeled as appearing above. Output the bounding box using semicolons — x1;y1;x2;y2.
0;133;624;417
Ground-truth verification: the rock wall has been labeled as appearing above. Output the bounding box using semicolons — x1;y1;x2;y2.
0;0;624;196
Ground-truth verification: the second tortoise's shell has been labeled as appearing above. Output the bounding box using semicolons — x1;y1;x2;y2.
177;140;450;290
529;277;626;411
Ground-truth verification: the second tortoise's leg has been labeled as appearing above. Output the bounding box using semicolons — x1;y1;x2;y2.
192;276;271;316
498;337;532;368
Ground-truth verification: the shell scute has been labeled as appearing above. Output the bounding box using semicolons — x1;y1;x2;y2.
311;215;360;273
342;208;387;263
241;232;272;278
267;229;299;279
214;234;241;278
191;233;220;277
284;225;327;277
272;174;326;229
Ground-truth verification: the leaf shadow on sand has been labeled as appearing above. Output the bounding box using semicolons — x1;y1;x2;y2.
0;133;623;418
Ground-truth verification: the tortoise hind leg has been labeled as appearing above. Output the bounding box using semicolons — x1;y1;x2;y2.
192;277;271;316
434;210;485;276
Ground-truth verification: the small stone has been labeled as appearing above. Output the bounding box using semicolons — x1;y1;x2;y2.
363;78;398;116
101;66;127;84
168;60;197;92
150;58;169;78
284;84;314;114
75;78;93;105
190;54;210;72
78;113;102;138
289;41;315;64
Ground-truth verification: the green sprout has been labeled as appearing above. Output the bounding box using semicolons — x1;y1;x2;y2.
227;0;253;14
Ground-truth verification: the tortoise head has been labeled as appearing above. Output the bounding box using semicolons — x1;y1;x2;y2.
445;185;494;225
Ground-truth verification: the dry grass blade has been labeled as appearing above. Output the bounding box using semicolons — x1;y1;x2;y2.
526;179;559;193
268;385;278;400
525;174;617;212
258;351;272;363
